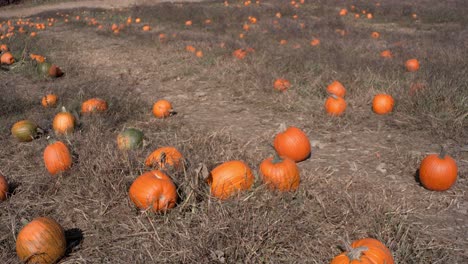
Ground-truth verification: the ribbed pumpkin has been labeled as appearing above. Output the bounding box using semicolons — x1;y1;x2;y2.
16;217;66;264
145;146;183;169
326;81;346;97
43;141;72;175
152;99;173;118
260;154;300;191
1;51;15;65
274;126;311;162
81;98;108;114
53;107;75;135
330;238;394;264
372;94;394;115
208;160;254;200
405;59;420;72
419;148;458;191
41;94;58;108
273;78;291;92
117;128;144;150
128;170;177;212
0;174;8;201
11;120;38;142
325;95;347;116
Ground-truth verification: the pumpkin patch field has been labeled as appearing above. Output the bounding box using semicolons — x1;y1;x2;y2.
0;0;467;263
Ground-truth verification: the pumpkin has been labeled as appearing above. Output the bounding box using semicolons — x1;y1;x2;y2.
0;174;8;201
326;81;346;97
142;25;151;31
135;18;141;23
53;107;75;135
11;120;38;142
260;154;300;191
152;99;173;118
405;59;420;72
81;98;108;114
186;45;196;53
16;217;66;264
0;44;8;51
233;49;247;60
325;95;347;116
330;238;394;264
339;9;348;16
30;54;46;63
274;126;311;162
1;51;15;65
380;50;393;59
41;94;58;108
310;38;320;46
37;62;52;76
419;148;457;191
43;141;72;175
195;50;203;58
48;64;63;77
372;94;394;115
274;78;291;92
145;146;183;169
371;31;380;39
208;160;254;200
185;20;192;26
117;128;143;150
128;170;177;212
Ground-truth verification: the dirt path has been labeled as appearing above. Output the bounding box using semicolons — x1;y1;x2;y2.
0;0;203;18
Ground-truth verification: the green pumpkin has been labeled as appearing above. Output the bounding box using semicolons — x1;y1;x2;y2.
37;62;52;76
11;120;38;142
117;128;143;150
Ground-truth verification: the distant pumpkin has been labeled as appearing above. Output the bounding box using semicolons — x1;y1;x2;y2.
274;78;291;92
405;59;420;72
372;94;394;115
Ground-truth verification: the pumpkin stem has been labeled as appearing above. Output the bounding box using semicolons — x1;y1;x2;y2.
159;152;167;166
61;106;68;112
339;236;368;261
439;146;446;159
272;151;283;164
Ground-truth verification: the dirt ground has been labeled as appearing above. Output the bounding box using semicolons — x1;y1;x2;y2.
0;0;467;263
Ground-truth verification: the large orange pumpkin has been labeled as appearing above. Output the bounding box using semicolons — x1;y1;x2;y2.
81;98;108;114
419;148;458;191
326;80;346;97
53;107;75;135
152;99;173;118
145;146;183;169
128;170;177;212
260;155;300;191
43;141;72;175
372;94;394;115
330;238;394;264
16;217;66;264
325;95;347;116
0;174;8;201
405;59;420;72
274;126;311;162
208;160;254;200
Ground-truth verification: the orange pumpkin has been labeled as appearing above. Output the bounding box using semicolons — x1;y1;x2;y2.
195;50;203;58
208;160;254;200
128;170;177;212
43;141;72;175
0;174;8;201
339;9;348;16
0;44;8;52
31;53;46;63
233;49;247;60
372;94;394;115
186;45;196;53
405;59;420;72
81;98;108;114
274;126;311;162
259;155;300;191
41;94;58;108
325;95;347;116
16;217;66;264
145;147;183;169
53;107;75;135
274;78;291;92
326;80;346;97
371;31;380;39
152;99;173;118
142;25;151;31
185;20;193;26
1;51;15;65
331;238;394;264
135;18;141;23
419;148;457;191
310;38;320;46
380;50;393;59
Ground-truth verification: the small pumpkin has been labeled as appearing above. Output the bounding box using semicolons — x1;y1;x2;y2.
195;50;203;58
260;154;300;191
208;160;254;200
233;49;247;60
53;107;75;135
339;9;348;16
405;58;420;72
185;20;193;26
380;50;392;59
274;78;291;92
142;25;151;31
48;64;63;77
16;217;66;264
41;94;58;108
81;98;108;114
117;128;143;150
128;170;177;212
371;31;380;39
43;141;72;175
325;95;347;116
152;99;173;118
326;81;346;97
145;146;183;169
0;174;8;201
419;147;457;191
310;38;320;46
186;45;196;53
330;238;394;264
1;51;15;65
0;44;8;52
30;53;46;63
372;94;394;115
274;126;311;162
11;120;38;142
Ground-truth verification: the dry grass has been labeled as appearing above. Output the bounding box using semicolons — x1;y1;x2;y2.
1;0;467;263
